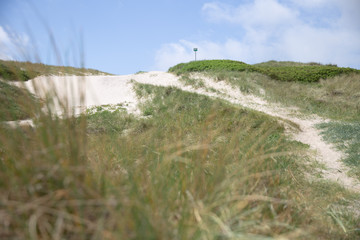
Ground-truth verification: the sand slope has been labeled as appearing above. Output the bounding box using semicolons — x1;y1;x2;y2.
10;71;360;192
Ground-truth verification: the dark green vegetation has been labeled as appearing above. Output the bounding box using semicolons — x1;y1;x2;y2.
0;80;37;121
169;60;360;83
0;60;111;81
253;60;337;67
256;65;357;82
169;60;256;75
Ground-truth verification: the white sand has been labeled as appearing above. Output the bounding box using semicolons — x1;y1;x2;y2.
11;71;182;116
8;71;360;192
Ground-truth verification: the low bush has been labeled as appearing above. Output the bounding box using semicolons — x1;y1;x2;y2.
169;60;360;83
169;60;256;75
256;65;359;82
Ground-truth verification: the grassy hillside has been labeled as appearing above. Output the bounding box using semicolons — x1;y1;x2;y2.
253;60;337;67
2;82;359;239
170;60;360;120
205;70;360;183
169;60;360;83
171;59;360;187
169;60;257;75
1;60;360;239
0;80;37;121
0;60;111;121
0;60;111;81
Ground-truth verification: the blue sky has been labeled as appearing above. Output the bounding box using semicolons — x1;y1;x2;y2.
0;0;359;74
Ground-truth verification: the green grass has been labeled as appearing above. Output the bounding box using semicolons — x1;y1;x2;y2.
256;65;358;83
0;59;111;81
317;122;360;180
0;113;98;239
205;70;266;95
84;84;359;239
171;61;360;187
0;80;37;121
2;60;360;239
0;59;111;121
179;75;206;89
180;67;360;122
253;60;338;67
169;60;257;76
169;60;359;83
249;72;360;121
135;70;147;74
86;104;135;134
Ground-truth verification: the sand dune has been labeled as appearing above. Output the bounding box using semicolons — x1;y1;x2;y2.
8;71;360;192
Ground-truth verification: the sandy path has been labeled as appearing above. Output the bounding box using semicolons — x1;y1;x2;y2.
9;72;360;192
188;74;360;192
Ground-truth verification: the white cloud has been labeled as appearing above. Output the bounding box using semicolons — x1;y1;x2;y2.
291;0;360;30
155;39;233;71
282;24;360;66
336;0;360;31
155;0;360;70
154;41;194;71
202;0;298;28
0;26;12;60
290;0;331;8
154;38;278;71
0;26;11;43
0;26;30;61
201;2;233;23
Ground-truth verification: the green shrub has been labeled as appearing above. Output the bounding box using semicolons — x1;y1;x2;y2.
169;60;257;75
253;60;335;67
256;65;359;82
169;60;360;83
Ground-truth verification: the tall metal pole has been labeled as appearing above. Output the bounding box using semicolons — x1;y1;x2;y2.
193;48;198;61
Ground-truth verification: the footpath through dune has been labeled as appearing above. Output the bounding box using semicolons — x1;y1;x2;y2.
12;71;360;192
186;73;360;193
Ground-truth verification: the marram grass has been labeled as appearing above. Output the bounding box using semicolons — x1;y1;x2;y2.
1;73;360;239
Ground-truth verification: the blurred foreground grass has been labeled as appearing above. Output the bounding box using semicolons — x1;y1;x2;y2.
1;61;360;239
0;84;358;239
